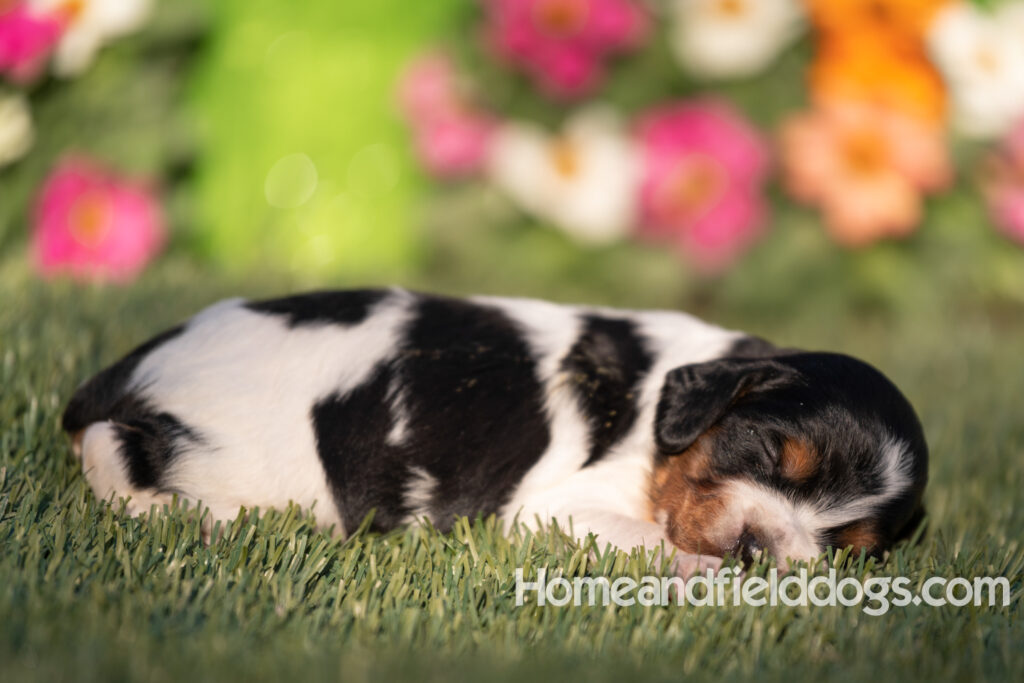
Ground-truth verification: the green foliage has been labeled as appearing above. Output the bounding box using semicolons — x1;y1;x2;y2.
185;0;465;279
1;260;1021;682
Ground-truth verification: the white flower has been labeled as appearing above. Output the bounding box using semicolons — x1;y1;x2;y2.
486;108;639;245
668;0;804;80
927;1;1024;139
31;0;152;77
0;95;34;168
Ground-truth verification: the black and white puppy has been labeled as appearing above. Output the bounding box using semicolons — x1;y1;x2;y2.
62;289;928;573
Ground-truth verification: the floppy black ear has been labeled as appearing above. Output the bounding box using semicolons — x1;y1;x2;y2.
654;358;794;455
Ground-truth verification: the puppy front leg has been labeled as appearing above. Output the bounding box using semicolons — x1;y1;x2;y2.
555;509;722;578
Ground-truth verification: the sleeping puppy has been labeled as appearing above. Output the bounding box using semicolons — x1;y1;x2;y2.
62;289;928;574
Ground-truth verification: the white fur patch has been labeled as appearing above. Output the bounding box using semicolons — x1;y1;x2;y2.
386;378;411;447
80;421;134;502
481;296;594;502
402;465;437;523
716;479;823;564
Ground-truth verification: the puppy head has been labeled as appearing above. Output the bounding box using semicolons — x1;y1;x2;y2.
649;351;927;567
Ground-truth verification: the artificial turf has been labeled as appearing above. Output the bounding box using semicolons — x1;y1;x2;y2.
1;258;1021;683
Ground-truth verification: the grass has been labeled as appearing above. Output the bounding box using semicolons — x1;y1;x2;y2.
1;257;1022;683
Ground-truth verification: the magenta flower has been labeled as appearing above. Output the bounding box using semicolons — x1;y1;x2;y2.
635;100;771;271
482;0;648;99
0;2;63;83
398;52;496;178
983;118;1024;245
33;157;165;282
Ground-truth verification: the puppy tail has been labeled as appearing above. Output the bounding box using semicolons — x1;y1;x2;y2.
62;325;184;434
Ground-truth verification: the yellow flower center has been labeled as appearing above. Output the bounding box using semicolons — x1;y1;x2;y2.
68;193;112;248
841;130;889;177
659;156;725;220
59;0;87;23
711;0;747;18
974;46;1001;75
866;0;892;23
549;138;581;179
532;0;589;38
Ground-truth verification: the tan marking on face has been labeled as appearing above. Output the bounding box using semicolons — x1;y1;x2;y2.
648;431;729;556
71;430;84;459
837;521;879;555
652;464;672;490
779;438;819;483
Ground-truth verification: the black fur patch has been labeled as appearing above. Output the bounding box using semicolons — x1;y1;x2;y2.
561;315;653;466
107;394;203;489
311;365;410;531
246;289;389;328
311;294;552;533
62;325;184;434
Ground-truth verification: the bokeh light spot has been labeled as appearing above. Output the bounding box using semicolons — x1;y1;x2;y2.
265;153;318;208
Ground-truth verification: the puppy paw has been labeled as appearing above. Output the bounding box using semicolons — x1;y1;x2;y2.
669;552;723;578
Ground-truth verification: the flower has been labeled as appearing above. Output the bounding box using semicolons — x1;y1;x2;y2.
780;102;952;246
0;93;34;167
487;107;639;243
927;1;1024;139
805;0;949;50
668;0;804;80
981;117;1024;244
481;0;648;98
810;39;946;124
804;0;949;125
0;2;63;82
32;0;152;77
398;52;496;178
32;157;165;281
635;100;770;270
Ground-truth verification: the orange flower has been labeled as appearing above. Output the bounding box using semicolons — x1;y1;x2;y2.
810;39;947;124
803;0;952;125
780;102;952;246
804;0;950;44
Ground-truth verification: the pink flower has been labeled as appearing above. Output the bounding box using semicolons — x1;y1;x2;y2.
33;157;165;282
635;100;770;271
982;117;1024;245
482;0;648;99
398;52;496;178
0;2;63;83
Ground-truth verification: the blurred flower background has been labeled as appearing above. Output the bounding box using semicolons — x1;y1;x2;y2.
2;0;1024;312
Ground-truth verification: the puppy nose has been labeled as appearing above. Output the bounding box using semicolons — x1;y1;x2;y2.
736;526;767;566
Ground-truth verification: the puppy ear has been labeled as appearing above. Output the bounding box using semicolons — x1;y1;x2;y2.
654;358;794;455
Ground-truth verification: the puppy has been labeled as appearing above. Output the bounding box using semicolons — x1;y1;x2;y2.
62;289;927;573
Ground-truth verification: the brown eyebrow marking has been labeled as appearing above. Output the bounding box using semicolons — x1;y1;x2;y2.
779;438;819;483
837;521;879;554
